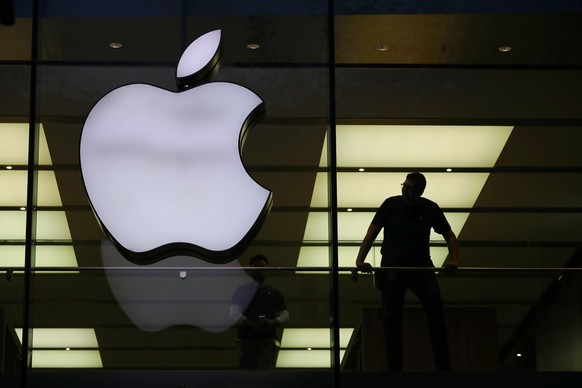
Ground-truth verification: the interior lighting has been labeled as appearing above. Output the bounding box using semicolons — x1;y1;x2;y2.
358;168;365;172
246;43;260;50
1;123;79;273
109;42;123;49
374;43;392;52
299;125;514;271
498;46;512;53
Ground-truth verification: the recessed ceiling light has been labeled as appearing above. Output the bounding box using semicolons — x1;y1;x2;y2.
6;166;12;169
498;45;512;53
109;42;123;49
358;168;365;172
373;44;392;52
246;43;260;50
446;168;452;172
347;208;353;212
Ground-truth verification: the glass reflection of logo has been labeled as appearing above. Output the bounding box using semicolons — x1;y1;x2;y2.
79;30;269;332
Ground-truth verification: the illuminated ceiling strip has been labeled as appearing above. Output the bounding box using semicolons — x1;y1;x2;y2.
320;125;514;168
15;328;99;348
276;349;346;368
14;328;103;367
300;125;514;270
0;123;78;273
30;350;103;368
280;328;354;349
296;246;449;273
0;123;52;165
277;327;353;368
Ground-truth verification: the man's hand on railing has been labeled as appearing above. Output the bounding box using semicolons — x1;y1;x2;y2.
356;262;374;273
442;262;458;274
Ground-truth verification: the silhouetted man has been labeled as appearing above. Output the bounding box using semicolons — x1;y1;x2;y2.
355;172;459;371
230;255;289;370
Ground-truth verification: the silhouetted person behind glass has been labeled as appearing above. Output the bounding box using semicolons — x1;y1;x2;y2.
355;172;459;371
230;255;289;370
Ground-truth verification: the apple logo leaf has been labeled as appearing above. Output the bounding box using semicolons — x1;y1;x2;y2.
176;29;222;90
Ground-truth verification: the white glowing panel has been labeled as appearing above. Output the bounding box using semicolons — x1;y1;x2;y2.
30;351;103;368
311;172;489;208
0;211;71;240
15;328;103;367
303;211;468;241
320;125;513;167
280;328;354;349
80;30;269;259
0;245;78;273
0;123;52;165
0;171;63;206
297;245;448;271
15;328;99;348
276;350;346;368
299;125;513;270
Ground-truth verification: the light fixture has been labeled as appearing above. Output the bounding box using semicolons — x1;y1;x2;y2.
246;43;260;50
1;123;79;274
276;328;353;368
517;353;522;357
373;43;392;52
347;208;353;212
358;168;365;172
299;125;514;271
14;328;102;368
109;42;123;49
498;45;512;53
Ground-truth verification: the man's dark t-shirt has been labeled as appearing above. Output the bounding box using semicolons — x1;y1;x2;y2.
233;283;286;339
372;195;451;267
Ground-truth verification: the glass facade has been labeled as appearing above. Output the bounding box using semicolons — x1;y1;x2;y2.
1;1;582;387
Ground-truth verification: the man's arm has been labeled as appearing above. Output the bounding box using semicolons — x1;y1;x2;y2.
355;224;381;272
442;229;460;269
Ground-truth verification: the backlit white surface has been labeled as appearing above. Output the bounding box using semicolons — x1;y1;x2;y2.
280;328;354;349
320;125;513;167
176;30;221;79
301;125;513;269
30;351;102;368
16;328;99;348
311;172;490;208
276;350;346;368
0;123;52;165
80;82;269;254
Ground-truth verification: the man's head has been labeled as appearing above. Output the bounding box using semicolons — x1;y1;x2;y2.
249;254;268;268
402;172;426;204
248;255;269;283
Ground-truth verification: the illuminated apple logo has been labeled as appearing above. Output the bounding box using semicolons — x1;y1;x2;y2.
79;30;270;333
80;30;272;265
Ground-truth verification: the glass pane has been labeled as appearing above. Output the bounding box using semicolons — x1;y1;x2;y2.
334;0;582;378
27;0;333;378
340;268;582;375
0;1;33;386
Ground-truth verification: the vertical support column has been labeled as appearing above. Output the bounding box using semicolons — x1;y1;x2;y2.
326;0;340;386
21;0;41;381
